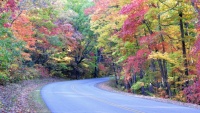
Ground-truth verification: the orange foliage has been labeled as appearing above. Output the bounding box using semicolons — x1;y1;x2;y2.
21;52;31;61
11;11;36;50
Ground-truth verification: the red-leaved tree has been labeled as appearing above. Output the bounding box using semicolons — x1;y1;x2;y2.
184;0;200;105
119;0;149;41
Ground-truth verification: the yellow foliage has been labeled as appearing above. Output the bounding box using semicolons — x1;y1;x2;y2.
10;64;19;70
82;63;89;68
148;52;176;64
52;56;72;64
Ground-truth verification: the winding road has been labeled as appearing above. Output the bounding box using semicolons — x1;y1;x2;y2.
41;77;200;113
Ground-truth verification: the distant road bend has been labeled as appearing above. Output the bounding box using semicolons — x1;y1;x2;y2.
41;77;200;113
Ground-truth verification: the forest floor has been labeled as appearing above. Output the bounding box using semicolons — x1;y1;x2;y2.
0;78;65;113
97;81;200;109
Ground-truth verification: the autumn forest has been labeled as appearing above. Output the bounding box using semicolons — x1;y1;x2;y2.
1;0;200;106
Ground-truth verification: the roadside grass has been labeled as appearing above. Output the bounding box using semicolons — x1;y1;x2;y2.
0;101;2;109
28;86;50;113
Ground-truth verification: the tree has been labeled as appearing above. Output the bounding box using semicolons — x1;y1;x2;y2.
11;11;36;51
86;0;199;100
0;9;24;84
183;0;200;105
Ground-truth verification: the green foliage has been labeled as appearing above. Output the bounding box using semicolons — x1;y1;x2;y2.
131;82;144;91
116;55;128;64
0;38;23;70
0;13;24;85
0;72;9;85
0;0;98;85
45;61;71;78
58;63;69;70
30;8;56;29
50;71;65;78
65;0;94;37
47;36;63;47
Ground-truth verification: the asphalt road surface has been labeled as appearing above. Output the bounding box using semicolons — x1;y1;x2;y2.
41;77;200;113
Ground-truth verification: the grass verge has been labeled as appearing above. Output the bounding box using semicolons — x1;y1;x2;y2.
28;86;50;113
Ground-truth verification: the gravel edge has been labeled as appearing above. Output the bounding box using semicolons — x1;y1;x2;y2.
96;81;200;109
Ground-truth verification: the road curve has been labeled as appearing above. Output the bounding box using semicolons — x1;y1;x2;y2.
41;77;200;113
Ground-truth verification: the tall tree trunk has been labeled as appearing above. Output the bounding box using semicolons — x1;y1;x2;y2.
94;48;100;78
150;59;156;72
158;11;171;96
139;69;144;79
158;59;167;86
131;73;137;93
132;73;137;84
144;19;169;94
112;63;118;85
75;57;79;79
76;69;80;80
139;69;145;95
179;11;189;76
94;67;98;78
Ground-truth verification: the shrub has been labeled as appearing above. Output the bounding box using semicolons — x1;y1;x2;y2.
131;81;144;92
9;67;41;83
24;67;40;79
35;65;49;77
50;71;65;78
0;72;9;85
184;80;200;104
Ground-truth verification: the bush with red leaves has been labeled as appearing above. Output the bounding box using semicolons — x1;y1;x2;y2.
184;80;200;105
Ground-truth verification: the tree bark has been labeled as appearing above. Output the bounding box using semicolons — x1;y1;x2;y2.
158;7;171;96
179;11;189;76
112;63;118;85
